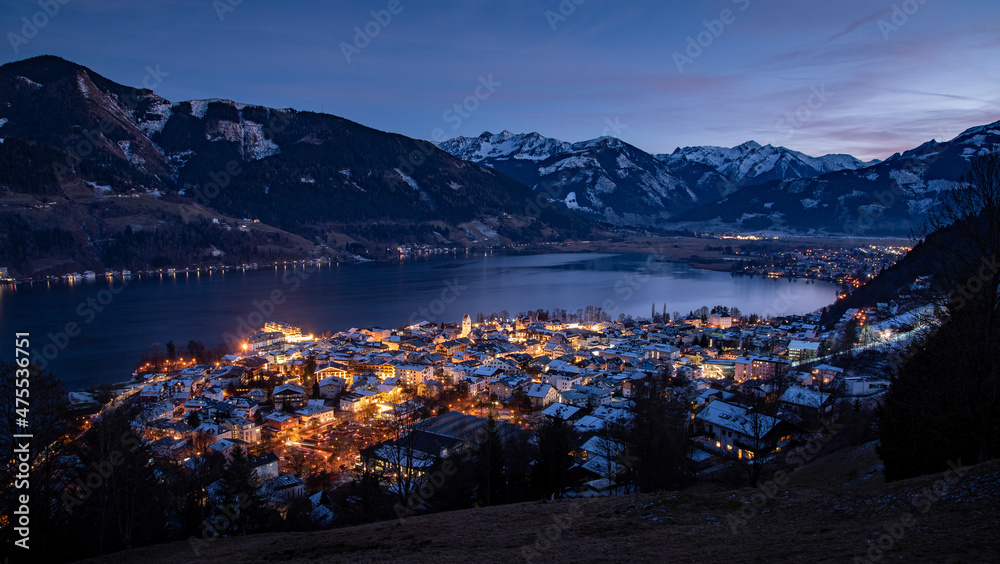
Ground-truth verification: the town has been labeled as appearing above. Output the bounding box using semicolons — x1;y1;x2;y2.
75;286;920;531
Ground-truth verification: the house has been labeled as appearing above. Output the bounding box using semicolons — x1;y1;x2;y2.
246;388;268;404
695;401;795;459
541;403;582;421
543;371;582;391
779;385;834;427
526;383;558;408
201;386;225;402
221;417;261;444
264;411;297;432
272;383;306;410
248;452;280;480
263;474;306;502
207;438;247;462
296;404;336;427
810;364;844;386
317;376;346;400
394;364;433;386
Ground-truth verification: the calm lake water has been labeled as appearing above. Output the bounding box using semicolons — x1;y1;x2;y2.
0;252;837;390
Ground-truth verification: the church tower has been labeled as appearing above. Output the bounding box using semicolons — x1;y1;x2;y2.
461;314;472;338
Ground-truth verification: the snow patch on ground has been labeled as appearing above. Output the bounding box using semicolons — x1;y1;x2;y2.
394;169;421;191
16;76;43;91
763;202;773;209
205;120;280;160
565;191;579;209
593;175;617;194
926;179;956;193
890;169;926;193
800;198;819;209
907;198;937;216
300;176;315;184
77;74;90;98
448;181;462;191
616;153;637;170
189;100;209;119
138;98;172;136
865;170;879;181
538;155;602;175
0;118;7;129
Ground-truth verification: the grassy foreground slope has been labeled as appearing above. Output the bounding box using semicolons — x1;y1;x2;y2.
81;459;1000;563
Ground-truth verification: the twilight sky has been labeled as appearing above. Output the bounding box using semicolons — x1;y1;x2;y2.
1;0;998;160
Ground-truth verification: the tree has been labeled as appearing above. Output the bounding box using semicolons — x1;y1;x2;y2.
211;446;270;535
879;153;1000;480
475;414;505;506
531;417;575;498
0;363;73;561
166;340;177;361
627;380;693;492
186;411;201;429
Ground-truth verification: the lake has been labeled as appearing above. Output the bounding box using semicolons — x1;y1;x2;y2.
0;252;837;390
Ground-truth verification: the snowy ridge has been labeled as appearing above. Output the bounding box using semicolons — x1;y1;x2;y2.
439;130;572;162
662;141;879;187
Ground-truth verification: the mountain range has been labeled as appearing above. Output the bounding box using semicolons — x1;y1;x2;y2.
439;131;879;225
0;56;593;277
1;55;999;277
439;125;1000;235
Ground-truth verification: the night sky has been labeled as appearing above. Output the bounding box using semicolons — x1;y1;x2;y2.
1;0;997;160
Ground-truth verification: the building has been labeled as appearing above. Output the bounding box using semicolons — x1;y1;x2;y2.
787;340;821;362
750;357;792;382
272;383;306;410
221;418;261;445
526;383;558;408
264;412;297;432
779;385;834;427
461;314;472;338
394;364;433;387
296;403;336;427
708;314;733;329
695;401;795;460
248;331;285;352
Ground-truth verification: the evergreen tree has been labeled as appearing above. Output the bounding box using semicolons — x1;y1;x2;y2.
475;414;505;506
